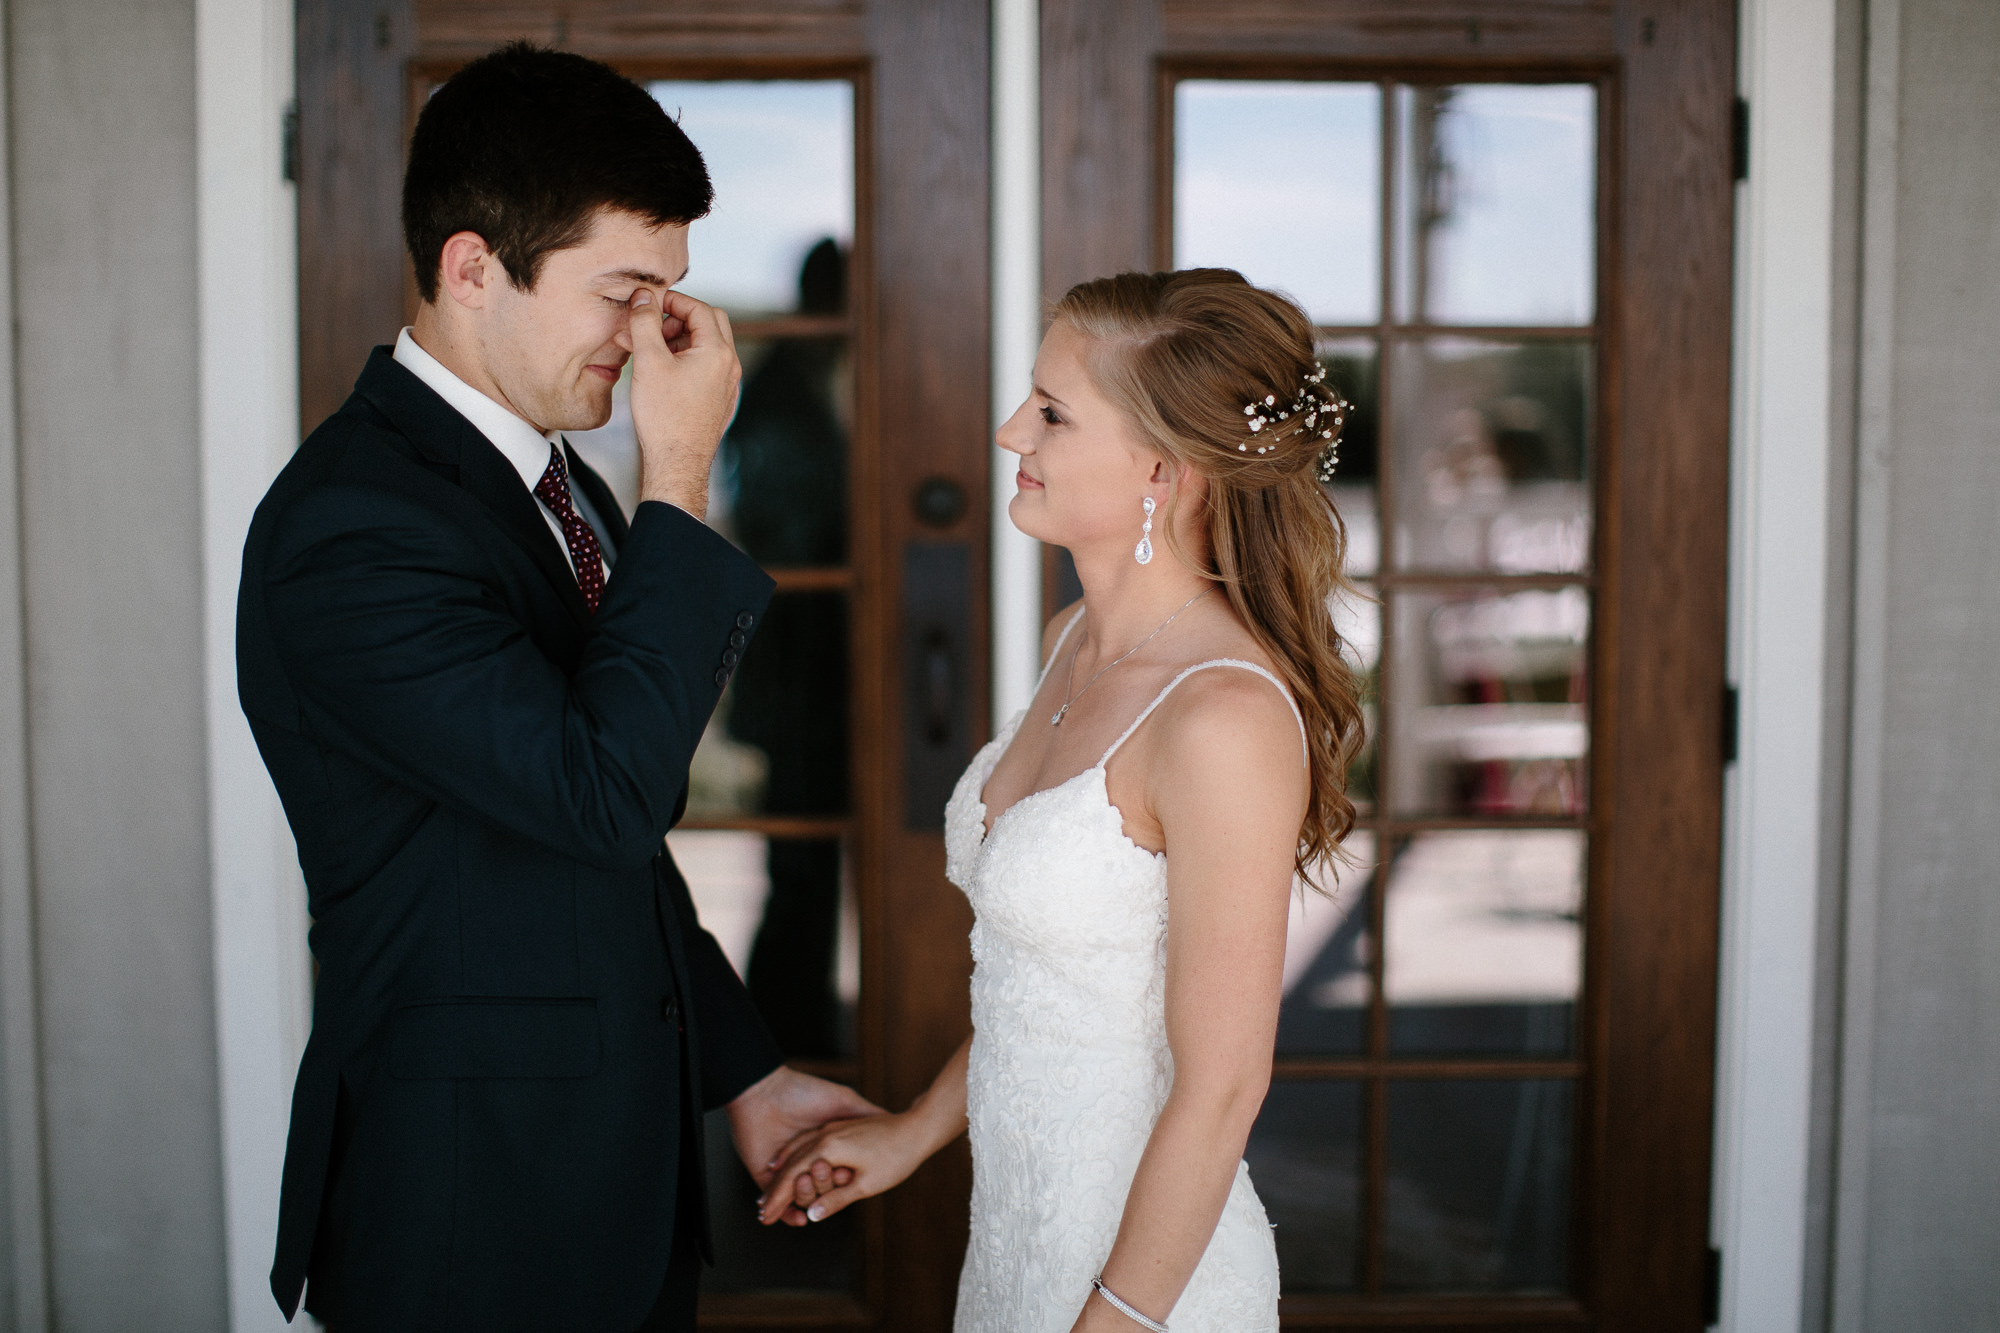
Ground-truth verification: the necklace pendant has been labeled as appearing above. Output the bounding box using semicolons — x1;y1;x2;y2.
1050;704;1069;726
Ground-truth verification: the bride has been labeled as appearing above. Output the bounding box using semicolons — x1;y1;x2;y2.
758;269;1366;1332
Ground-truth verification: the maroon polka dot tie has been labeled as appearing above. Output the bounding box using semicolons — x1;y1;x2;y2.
533;442;605;613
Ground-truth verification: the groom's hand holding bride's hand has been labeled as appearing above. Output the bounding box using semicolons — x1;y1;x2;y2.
758;1030;973;1227
726;1066;883;1225
754;1103;954;1228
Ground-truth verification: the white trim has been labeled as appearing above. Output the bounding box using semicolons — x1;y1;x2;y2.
1714;0;1840;1328
990;0;1043;726
1829;0;1899;1323
0;0;52;1320
196;1;312;1328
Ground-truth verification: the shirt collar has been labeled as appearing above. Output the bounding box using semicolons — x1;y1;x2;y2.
393;327;562;494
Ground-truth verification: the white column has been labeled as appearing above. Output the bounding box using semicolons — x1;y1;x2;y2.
1713;0;1840;1328
196;0;313;1327
990;0;1044;725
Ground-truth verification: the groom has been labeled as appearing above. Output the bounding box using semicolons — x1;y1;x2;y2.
238;44;875;1331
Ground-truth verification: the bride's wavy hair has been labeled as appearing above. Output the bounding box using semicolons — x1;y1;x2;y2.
1053;269;1367;888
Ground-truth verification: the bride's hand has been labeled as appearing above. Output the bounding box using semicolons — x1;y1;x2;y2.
755;1112;934;1226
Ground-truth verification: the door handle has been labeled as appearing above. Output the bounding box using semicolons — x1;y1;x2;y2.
903;541;971;829
922;629;955;745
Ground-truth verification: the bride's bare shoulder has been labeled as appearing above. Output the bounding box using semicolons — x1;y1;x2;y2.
1160;662;1298;745
1148;666;1308;816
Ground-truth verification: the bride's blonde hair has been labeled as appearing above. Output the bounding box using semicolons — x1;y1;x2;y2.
1053;269;1367;887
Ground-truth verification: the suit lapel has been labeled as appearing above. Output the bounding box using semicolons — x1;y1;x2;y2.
355;349;593;631
563;442;630;554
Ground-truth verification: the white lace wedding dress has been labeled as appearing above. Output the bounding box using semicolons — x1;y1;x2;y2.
943;611;1291;1332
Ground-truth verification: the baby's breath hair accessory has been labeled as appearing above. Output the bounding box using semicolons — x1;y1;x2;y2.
1314;387;1349;483
1241;364;1350;480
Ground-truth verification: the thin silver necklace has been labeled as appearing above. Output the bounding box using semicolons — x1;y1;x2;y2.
1051;586;1212;726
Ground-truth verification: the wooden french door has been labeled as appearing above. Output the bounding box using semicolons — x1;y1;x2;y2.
1042;2;1734;1329
297;2;989;1327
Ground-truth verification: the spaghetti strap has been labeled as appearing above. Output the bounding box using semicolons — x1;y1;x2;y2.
1034;605;1090;691
1098;659;1309;770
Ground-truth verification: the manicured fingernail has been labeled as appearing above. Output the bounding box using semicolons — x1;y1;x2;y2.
631;291;652;308
806;1203;826;1223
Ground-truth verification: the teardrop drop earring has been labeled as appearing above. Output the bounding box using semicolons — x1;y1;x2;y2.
1134;496;1156;565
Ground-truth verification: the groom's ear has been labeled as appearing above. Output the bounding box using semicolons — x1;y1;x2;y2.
436;231;500;310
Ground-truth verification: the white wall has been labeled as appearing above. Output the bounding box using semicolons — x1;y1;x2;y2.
4;0;230;1325
195;0;312;1328
0;4;50;1327
1831;0;2000;1326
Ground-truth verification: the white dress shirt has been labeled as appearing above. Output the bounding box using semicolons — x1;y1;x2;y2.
393;327;611;584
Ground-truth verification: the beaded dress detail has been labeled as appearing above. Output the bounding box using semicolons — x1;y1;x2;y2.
944;610;1297;1331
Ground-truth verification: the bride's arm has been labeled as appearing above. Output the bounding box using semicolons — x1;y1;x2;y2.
755;1033;971;1226
1078;673;1305;1332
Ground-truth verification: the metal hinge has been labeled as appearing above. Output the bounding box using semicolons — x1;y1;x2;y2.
1732;97;1750;181
1721;684;1740;765
1703;1244;1723;1325
282;100;300;184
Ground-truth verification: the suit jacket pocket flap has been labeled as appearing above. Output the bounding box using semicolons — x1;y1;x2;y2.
390;998;599;1079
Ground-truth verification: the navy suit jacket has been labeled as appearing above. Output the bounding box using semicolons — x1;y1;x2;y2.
238;348;783;1330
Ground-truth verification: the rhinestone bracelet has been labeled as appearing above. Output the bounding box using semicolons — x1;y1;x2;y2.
1091;1275;1169;1333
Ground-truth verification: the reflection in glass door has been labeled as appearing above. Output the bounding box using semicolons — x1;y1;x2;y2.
567;78;867;1304
1174;77;1596;1299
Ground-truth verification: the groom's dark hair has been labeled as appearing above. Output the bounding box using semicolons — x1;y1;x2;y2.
403;43;713;303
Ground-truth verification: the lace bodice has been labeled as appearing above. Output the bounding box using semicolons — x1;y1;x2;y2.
943;611;1288;1332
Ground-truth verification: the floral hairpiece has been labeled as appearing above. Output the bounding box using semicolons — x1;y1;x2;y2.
1241;364;1349;481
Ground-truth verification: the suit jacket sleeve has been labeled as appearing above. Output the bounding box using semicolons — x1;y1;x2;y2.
261;493;772;869
659;865;786;1107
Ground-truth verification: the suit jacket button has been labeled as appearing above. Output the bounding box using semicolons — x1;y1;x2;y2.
660;995;680;1023
735;612;755;630
721;648;740;667
714;667;731;687
728;629;748;649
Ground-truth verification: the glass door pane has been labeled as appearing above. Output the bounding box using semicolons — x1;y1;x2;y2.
1393;84;1596;326
653;81;856;318
1382;831;1583;1057
1386;337;1592;575
1174;81;1382;325
1383;1079;1574;1291
1385;588;1589;818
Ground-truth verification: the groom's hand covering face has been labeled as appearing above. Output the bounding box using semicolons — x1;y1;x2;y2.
623;286;739;516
